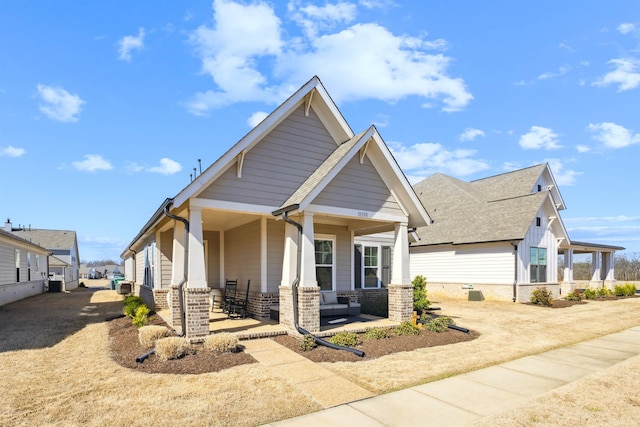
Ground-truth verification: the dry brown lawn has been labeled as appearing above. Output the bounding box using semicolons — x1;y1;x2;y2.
1;280;639;426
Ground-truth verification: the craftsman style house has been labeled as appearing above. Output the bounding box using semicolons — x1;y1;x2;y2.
121;77;432;340
409;164;623;302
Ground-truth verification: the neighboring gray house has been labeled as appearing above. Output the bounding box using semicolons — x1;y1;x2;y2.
8;221;80;291
0;227;50;306
409;164;624;302
121;76;432;340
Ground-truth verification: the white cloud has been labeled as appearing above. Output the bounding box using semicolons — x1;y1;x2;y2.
248;111;269;128
576;145;591;153
125;161;145;173
147;158;182;175
519;126;561;150
288;0;357;38
617;23;637;34
389;141;489;182
36;84;85;122
72;154;113;172
118;27;145;62
537;64;571;80
186;0;472;115
588;122;640;148
0;145;26;157
545;159;580;186
592;58;640;91
460;128;485;141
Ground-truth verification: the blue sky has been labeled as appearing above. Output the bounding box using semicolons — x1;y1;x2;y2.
1;0;639;262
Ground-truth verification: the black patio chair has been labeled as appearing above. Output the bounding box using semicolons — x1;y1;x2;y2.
228;280;250;319
222;279;237;313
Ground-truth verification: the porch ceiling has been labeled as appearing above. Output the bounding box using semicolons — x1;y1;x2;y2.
201;209;263;231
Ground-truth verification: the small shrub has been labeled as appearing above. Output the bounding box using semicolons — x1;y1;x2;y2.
584;288;597;299
423;316;455;333
565;289;583;301
597;287;612;298
138;325;171;349
155;337;192;361
299;334;316;352
132;305;150;328
123;296;145;318
530;287;553;306
624;283;637;296
329;331;361;347
364;327;393;340
614;284;626;296
394;321;421;336
204;332;239;353
412;275;431;313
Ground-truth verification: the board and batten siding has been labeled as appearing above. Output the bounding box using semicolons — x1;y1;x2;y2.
266;219;285;293
198;106;339;207
313;155;404;217
410;242;515;284
224;220;261;293
519;204;558;283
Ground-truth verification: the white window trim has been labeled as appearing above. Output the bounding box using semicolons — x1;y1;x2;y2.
362;243;382;289
315;234;336;292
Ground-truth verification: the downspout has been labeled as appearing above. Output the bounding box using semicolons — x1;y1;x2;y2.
273;205;365;357
137;200;190;364
510;241;519;302
163;201;189;335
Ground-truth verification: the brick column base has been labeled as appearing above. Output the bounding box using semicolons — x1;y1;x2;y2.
278;287;295;333
185;287;210;342
298;286;320;334
387;283;413;323
168;285;182;333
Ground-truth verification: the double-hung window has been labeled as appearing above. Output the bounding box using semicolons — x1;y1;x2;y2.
315;236;335;291
530;247;547;283
364;246;379;288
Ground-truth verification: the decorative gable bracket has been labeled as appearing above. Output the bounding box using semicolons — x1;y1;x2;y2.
236;150;246;178
548;215;556;229
304;89;315;117
359;139;370;164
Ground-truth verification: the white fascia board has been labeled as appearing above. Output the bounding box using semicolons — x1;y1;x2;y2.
174;78;322;208
365;130;432;228
311;82;354;144
191;198;278;215
544;193;571;244
543;163;566;211
306;203;408;223
297;127;376;212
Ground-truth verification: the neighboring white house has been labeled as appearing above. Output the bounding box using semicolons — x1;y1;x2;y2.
8;221;81;291
0;227;50;306
409;164;623;302
121;76;432;340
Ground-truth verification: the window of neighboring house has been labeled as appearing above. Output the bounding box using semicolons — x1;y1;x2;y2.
15;249;20;283
537;184;542;192
315;237;335;291
536;217;541;227
35;254;40;272
27;252;31;281
530;247;547;283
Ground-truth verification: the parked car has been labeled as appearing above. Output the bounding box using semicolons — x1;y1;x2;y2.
88;269;102;279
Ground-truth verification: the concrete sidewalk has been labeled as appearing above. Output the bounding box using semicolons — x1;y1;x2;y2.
260;326;640;427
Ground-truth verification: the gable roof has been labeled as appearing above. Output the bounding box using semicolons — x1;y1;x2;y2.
10;228;77;251
412;165;569;246
0;228;50;253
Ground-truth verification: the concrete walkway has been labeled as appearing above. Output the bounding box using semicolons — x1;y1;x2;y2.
258;326;640;426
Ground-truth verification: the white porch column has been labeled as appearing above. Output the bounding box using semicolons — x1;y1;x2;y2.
280;221;298;288
604;252;616;282
260;217;268;293
187;207;207;288
299;213;317;288
391;222;411;285
154;230;162;290
563;249;574;283
591;251;602;282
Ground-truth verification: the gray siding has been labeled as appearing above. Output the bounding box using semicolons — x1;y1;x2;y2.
203;231;221;288
199;106;338;207
135;249;145;287
266;219;285;293
160;231;172;289
225;220;261;293
314;155;404;216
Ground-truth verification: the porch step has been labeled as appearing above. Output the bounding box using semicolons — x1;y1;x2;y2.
243;338;373;408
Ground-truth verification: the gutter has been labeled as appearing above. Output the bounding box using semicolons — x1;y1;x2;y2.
272;205;365;357
510;240;520;302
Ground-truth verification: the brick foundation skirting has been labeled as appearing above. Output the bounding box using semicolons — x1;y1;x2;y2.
185;287;210;340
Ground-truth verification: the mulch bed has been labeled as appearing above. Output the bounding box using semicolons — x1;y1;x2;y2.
108;314;480;373
108;315;256;374
526;294;639;309
273;327;480;363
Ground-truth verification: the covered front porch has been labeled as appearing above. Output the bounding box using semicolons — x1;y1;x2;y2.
559;241;624;293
